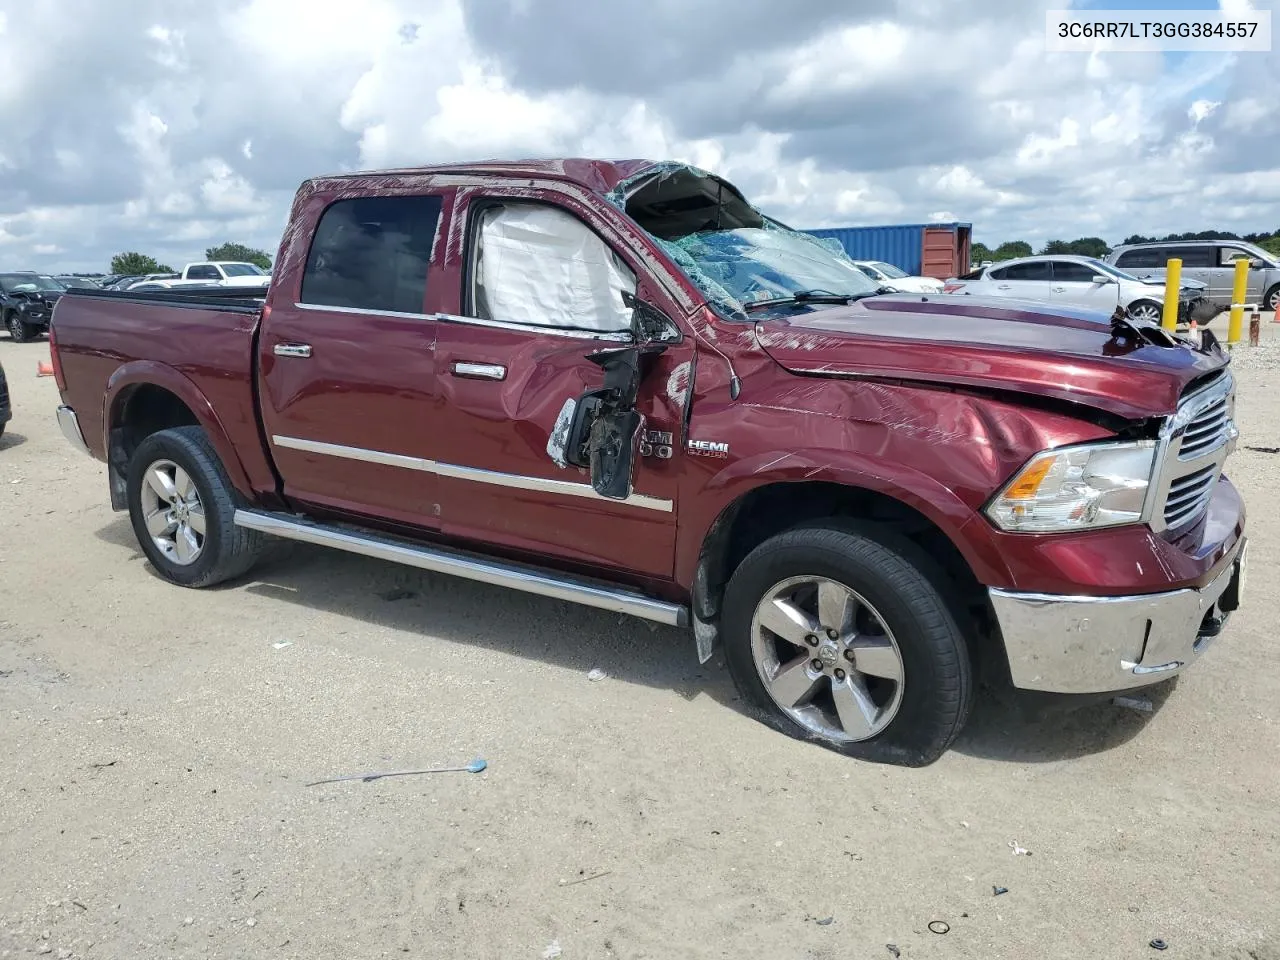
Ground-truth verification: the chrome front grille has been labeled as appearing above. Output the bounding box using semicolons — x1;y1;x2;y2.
1150;370;1236;534
1164;464;1218;528
1178;392;1230;460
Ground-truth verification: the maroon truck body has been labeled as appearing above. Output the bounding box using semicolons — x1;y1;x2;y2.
49;159;1247;763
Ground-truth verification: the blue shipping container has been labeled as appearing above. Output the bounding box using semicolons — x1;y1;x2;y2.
802;223;972;279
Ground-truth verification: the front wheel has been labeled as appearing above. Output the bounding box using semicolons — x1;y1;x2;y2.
126;426;264;587
1265;284;1280;313
5;312;37;342
1126;300;1162;325
722;524;973;766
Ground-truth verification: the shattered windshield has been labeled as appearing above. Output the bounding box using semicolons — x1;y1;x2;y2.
608;161;882;320
653;227;880;319
1;273;62;293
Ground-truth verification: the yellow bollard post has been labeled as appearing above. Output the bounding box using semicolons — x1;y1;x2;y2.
1228;257;1249;346
1161;258;1182;331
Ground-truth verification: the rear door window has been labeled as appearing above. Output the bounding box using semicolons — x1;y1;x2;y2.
1172;246;1214;268
1116;248;1157;268
1001;261;1052;281
186;265;221;281
301;194;443;314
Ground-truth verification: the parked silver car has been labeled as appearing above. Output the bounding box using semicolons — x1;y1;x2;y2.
943;255;1210;324
1106;240;1280;313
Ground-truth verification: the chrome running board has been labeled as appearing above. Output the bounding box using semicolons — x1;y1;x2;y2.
233;510;688;627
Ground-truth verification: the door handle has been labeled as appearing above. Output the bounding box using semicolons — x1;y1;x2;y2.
1051;286;1066;293
274;343;312;358
451;361;506;381
997;284;1011;290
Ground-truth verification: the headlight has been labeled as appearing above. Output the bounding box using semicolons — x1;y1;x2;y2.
985;440;1156;532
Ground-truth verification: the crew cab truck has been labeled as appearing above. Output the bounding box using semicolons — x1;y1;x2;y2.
180;261;271;288
49;160;1247;766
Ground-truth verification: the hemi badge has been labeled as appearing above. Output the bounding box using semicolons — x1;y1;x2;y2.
687;439;729;458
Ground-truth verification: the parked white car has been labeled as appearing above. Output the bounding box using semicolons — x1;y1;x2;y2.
850;260;944;293
942;255;1210;324
180;261;272;288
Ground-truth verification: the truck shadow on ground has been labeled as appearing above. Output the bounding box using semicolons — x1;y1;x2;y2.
0;430;28;451
95;517;1167;765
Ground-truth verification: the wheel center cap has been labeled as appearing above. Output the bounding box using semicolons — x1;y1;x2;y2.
818;642;840;667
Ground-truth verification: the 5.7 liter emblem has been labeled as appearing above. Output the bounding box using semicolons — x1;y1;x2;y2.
687;439;729;458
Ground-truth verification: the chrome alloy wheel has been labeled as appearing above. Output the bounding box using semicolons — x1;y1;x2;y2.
139;458;206;566
1128;302;1162;324
750;576;905;742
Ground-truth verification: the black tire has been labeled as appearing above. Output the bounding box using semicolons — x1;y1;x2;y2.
5;311;37;342
722;523;973;767
1265;284;1280;313
126;425;264;587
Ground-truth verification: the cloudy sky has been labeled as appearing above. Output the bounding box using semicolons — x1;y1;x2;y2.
0;0;1276;272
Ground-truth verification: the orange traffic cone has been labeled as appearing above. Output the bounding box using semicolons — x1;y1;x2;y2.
36;360;53;377
1274;302;1280;324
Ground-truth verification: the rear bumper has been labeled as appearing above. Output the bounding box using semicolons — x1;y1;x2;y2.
56;405;90;455
990;537;1247;694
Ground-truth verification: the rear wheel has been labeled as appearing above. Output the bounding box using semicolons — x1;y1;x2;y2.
1265;284;1280;313
126;426;264;587
722;524;973;766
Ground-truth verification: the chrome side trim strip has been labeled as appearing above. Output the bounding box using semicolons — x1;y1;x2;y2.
434;460;674;512
270;435;673;512
233;509;688;627
434;312;633;342
273;435;433;473
294;302;431;321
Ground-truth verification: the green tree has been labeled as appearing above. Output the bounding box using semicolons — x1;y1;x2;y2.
1040;239;1070;255
970;242;994;264
1065;236;1111;258
205;242;272;270
110;252;173;275
994;240;1032;260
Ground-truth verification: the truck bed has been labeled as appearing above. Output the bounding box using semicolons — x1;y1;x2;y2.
51;286;277;504
60;286;266;312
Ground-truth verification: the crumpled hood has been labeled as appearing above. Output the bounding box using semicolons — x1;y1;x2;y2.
755;294;1229;420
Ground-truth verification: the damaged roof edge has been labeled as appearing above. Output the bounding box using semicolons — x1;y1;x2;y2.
603;161;752;211
313;159;662;199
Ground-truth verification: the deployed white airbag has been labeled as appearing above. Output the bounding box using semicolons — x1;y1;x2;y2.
475;204;635;332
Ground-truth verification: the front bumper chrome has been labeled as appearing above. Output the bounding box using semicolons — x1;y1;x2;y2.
56;405;90;456
990;537;1246;694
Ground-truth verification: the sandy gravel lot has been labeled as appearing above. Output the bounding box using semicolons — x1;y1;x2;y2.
2;319;1279;960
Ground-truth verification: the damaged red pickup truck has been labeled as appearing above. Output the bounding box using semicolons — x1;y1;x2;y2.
50;159;1247;765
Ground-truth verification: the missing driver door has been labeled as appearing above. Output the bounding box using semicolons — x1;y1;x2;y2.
430;190;692;579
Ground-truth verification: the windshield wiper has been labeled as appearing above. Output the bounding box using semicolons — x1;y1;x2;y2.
743;288;885;312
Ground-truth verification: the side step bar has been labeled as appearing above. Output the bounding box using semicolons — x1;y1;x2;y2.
233;510;689;628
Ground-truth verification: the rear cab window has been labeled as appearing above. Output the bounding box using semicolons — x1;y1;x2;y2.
301;194;444;315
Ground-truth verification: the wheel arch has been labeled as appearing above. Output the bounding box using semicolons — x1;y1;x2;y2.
104;362;252;510
681;452;1011;668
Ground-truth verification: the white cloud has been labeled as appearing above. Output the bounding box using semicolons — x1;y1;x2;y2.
0;0;1276;270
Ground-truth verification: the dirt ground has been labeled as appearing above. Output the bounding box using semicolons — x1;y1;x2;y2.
2;316;1279;960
